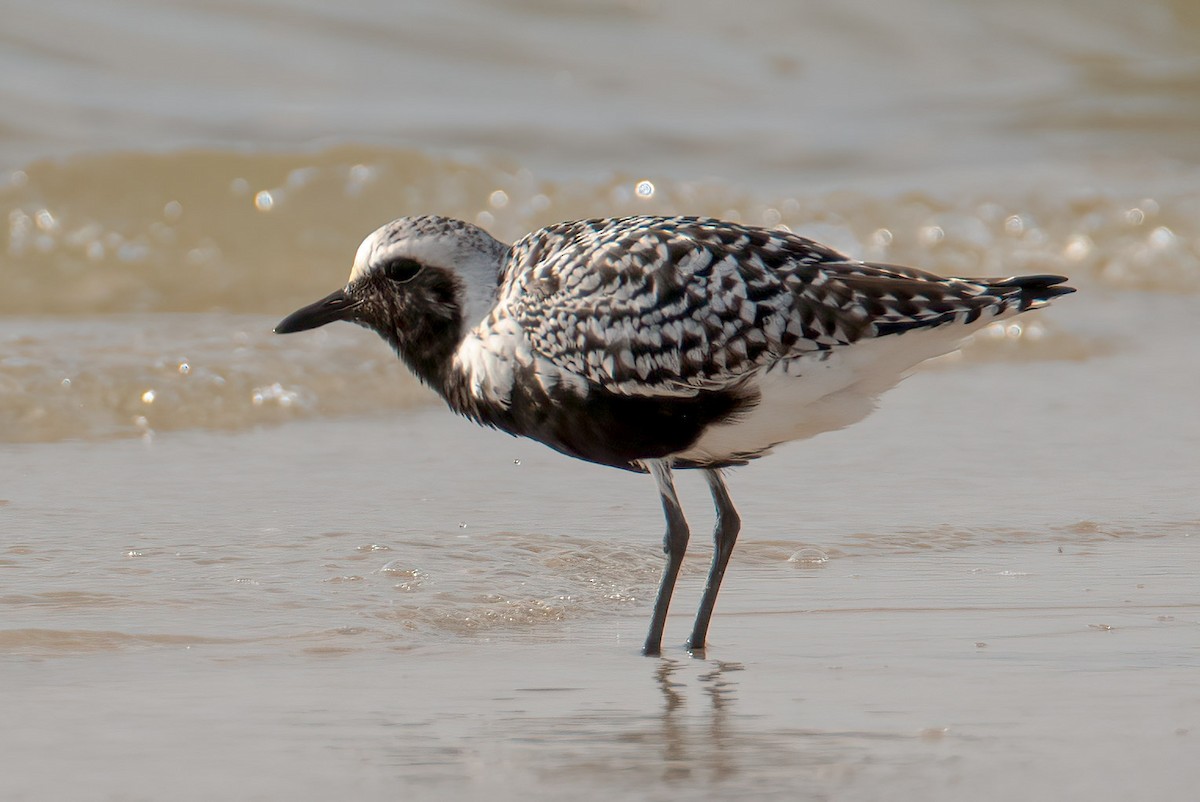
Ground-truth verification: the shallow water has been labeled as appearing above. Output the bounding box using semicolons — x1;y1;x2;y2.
4;348;1198;800
2;0;1199;799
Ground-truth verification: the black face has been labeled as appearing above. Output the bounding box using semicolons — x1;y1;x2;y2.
274;257;466;386
274;256;425;334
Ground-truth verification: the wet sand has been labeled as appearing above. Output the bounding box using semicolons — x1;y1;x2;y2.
3;295;1197;801
3;582;1196;802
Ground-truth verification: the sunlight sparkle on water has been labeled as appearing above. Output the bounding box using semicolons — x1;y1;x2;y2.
1149;226;1175;248
251;382;301;408
1064;234;1093;261
788;548;829;566
918;225;944;245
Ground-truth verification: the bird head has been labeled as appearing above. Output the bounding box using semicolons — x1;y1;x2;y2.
274;216;508;356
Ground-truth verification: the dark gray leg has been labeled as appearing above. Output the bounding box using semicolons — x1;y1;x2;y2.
688;469;741;652
643;460;690;656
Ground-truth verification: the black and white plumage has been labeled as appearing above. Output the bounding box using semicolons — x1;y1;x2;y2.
276;214;1074;655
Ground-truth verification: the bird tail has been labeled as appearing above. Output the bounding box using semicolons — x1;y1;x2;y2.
978;274;1076;312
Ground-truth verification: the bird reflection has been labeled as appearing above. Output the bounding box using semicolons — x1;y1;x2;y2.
652;657;745;783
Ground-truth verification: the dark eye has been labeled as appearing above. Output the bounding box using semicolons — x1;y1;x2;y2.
381;257;423;283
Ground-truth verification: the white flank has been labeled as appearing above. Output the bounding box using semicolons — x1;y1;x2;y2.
675;316;996;465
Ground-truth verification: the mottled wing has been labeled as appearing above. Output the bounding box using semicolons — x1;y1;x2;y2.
495;216;1069;398
496;217;842;396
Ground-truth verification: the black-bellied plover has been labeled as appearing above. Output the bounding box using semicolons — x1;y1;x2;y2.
276;215;1074;655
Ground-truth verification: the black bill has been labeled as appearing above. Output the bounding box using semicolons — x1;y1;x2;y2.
274;288;358;334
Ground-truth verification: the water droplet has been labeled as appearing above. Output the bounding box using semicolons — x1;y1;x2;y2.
489;190;509;209
512;459;521;466
254;191;275;211
1063;234;1092;262
459;522;468;529
250;382;302;408
380;560;419;577
982;322;1006;340
178;362;190;375
125;550;143;558
230;177;250;195
286;167;318;189
1148;226;1175;248
141;389;156;404
35;209;59;233
163;200;183;220
1004;214;1025;235
116;242;147;262
788;548;828;565
635;180;655;198
61;378;71;388
918;225;944;245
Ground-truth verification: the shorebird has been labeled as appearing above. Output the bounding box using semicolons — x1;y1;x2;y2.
276;215;1073;655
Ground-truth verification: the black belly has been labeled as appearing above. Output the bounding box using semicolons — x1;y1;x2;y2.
460;372;752;472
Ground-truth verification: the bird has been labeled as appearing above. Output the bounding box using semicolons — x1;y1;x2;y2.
275;214;1074;655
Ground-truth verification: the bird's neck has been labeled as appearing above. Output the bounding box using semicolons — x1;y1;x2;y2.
437;325;526;427
381;320;515;433
376;317;464;396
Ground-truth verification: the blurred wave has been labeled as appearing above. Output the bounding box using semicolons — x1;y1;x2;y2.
3;0;1198;444
4;146;1197;320
1;145;1184;443
4;0;1200;191
0;314;426;443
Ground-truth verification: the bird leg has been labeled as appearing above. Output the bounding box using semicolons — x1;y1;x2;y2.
643;460;690;656
687;469;742;653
